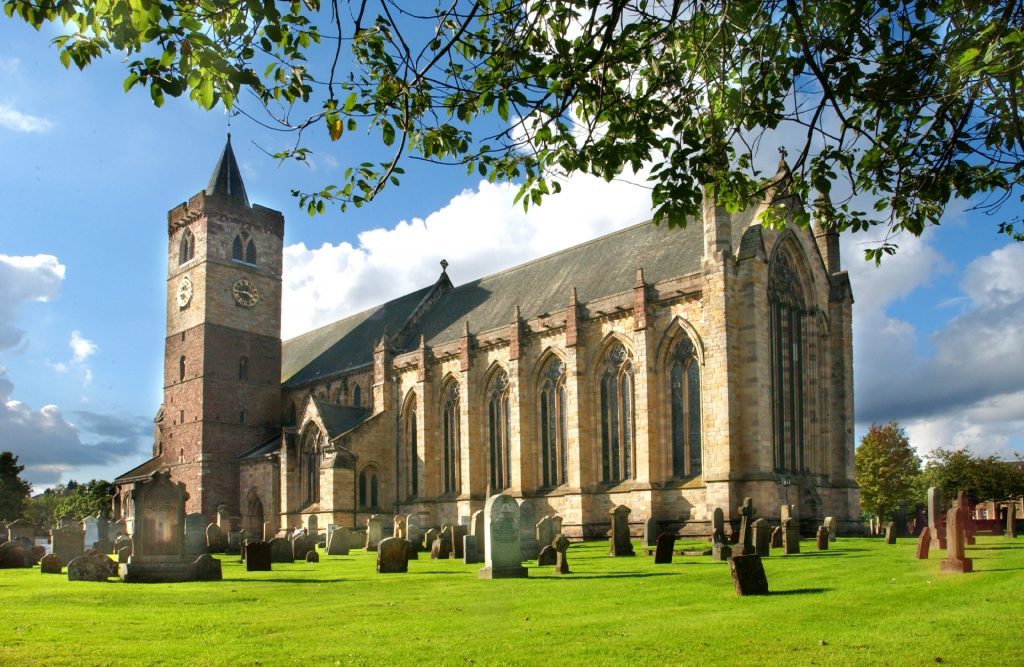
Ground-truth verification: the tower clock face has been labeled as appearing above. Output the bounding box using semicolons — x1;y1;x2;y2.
176;276;193;308
232;278;260;307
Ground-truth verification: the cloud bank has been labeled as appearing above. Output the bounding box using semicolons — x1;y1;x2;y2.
0;254;65;351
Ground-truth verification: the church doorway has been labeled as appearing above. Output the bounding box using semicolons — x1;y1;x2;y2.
245;491;264;536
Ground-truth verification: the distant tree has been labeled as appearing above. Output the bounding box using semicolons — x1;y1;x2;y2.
855;422;922;521
0;451;32;521
53;480;116;521
921;448;1024;504
22;488;62;529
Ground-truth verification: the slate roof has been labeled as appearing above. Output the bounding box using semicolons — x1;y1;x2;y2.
281;214;757;386
114;455;163;484
312;399;371;439
238;435;282;461
206;134;250;207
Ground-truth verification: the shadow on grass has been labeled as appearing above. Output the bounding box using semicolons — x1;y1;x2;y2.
782;551;865;558
564;572;679;580
769;587;830;596
242;578;350;584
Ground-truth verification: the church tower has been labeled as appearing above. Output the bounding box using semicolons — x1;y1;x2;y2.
162;136;284;520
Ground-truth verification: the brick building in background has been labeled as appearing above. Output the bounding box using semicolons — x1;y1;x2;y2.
115;140;860;538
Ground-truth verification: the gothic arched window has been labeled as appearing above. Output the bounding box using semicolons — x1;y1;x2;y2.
239;356;249;382
487;369;512;491
402;395;419;499
600;342;635;483
353;384;362;408
441;381;461;495
232;230;256;264
358;466;379;509
669;332;701;478
539;357;567;488
245;239;257;264
232;234;243;261
769;241;809;473
178;229;194;265
299;425;323;506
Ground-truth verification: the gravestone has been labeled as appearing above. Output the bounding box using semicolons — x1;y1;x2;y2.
306;514;318;538
471;510;486;561
518;500;539;561
537;545;557;566
292;533;317;561
751;519;771;557
941;497;973;574
884;522;896;544
439;525;453;556
431;537;451;559
893;502;909;537
450;524;468;559
245;541;272;571
770;526;782;549
911;504;927;536
654;533;676;564
118;547;131;564
82;516;100;549
916;527;931;559
424;529;439;553
734;498;755;556
553;534;571;575
643;517;659;548
816;526;829;550
823;516;837;541
40;553;63;574
711;507;725;542
782;518;800;555
551;516;563;535
51;522;85;565
227;531;242;553
305;550;319;563
406;540;419;560
407;515;425;550
963;496;977;545
0;540;33;568
377;537;410;573
119;471;222;583
327;528;351;555
184;514;207;557
7;519;34;545
366;515;387;552
216;504;232;532
463;534;480;564
205;523;228;552
68;554;115;582
1008;504;1018;539
537;516;557;551
479;494;528;579
607;505;635;557
928;487;947;549
393;515;407;539
269;537;294;563
728;555;769;596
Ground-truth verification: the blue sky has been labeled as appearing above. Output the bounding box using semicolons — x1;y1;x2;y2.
2;18;1022;490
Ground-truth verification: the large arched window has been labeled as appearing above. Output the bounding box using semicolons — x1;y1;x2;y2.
441;380;461;495
352;384;362;408
600;342;635;483
232;230;257;264
299;425;324;506
178;228;195;265
487;369;512;491
769;240;809;473
402;394;418;499
358;465;378;509
539;357;567;488
669;332;702;478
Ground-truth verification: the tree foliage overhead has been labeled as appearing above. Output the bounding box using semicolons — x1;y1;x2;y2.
0;451;32;521
854;422;922;520
920;447;1024;504
6;0;1024;259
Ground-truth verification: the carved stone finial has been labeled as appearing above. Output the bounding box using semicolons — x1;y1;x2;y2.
419;334;426;348
440;259;449;272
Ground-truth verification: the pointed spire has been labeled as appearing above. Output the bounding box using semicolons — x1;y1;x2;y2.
206;133;250;207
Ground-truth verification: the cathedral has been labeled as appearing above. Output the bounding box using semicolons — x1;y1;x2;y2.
114;138;860;538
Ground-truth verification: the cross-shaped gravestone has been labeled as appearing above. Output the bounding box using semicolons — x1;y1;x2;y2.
735;498;754;556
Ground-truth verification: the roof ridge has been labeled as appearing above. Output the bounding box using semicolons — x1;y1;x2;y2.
283;283;434;344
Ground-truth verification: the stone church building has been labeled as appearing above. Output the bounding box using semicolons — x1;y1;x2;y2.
115;139;860;538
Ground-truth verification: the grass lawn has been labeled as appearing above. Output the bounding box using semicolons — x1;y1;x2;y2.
0;536;1021;666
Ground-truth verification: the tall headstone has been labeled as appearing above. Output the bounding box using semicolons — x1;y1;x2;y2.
912;504;928;536
366;515;386;551
553;534;571;575
406;519;424;551
751;519;771;557
823;516;837;541
306;514;318;538
940;498;973;574
327;528;351;555
424;528;439;552
206;523;228;552
816;525;829;550
518;500;538;561
734;498;755;556
471;509;486;562
216;504;232;532
927;487;947;549
769;526;782;550
916;527;931;559
729;555;769;596
463;534;481;564
643;517;659;548
479;494;528;579
654;533;676;564
377;537;410;573
245;541;272;571
183;514;207;557
82;516;100;549
782;518;800;555
711;507;725;541
50;522;85;565
450;524;468;559
893;501;909;537
536;516;557;551
608;505;635;557
393;515;407;539
1007;503;1017;539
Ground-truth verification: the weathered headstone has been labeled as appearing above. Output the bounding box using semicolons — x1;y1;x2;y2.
82;516;100;549
184;513;207;557
216;504;232;532
68;554;116;582
893;502;909;537
0;540;33;568
823;516;837;541
292;533;317;561
537;516;557;551
393;515;407;539
518;500;539;561
377;537;410;573
782;518;800;555
206;523;228;552
770;526;782;550
729;555;769;596
941;497;973;574
751;519;771;557
884;522;896;544
245;541;272;571
407;515;425;550
40;553;63;574
471;510;486;561
327;528;351;555
712;507;725;541
928;487;947;549
51;522;85;565
916;527;931;559
912;504;928;536
424;528;439;553
608;505;635;557
463;534;480;564
654;533;676;564
269;537;294;563
305;514;318;538
450;524;468;559
734;497;755;556
816;525;829;550
537;545;557;566
553;534;571;575
643;517;659;547
7;519;34;545
305;550;319;563
430;537;451;559
366;515;387;552
1008;503;1018;539
227;531;242;553
479;494;528;579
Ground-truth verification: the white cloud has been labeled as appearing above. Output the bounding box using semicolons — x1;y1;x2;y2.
69;330;97;363
0;102;54;133
0;254;65;350
282;173;654;338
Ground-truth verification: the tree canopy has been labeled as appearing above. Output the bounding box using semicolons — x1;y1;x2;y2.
22;479;116;528
6;1;1024;260
0;451;32;521
920;447;1024;504
854;422;922;520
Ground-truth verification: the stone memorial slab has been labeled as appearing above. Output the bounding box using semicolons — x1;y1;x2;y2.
424;529;439;553
68;555;111;582
377;537;410;573
184;514;207;557
553;534;571;575
83;516;100;549
654;533;676;564
537;516;557;551
729;554;769;596
1008;504;1017;539
816;526;829;550
245;541;272;571
941;496;973;574
928;487;947;549
206;523;228;552
752;519;771;557
305;550;319;563
40;553;63;574
734;498;755;556
51;523;85;566
770;526;782;550
292;534;317;561
306;514;318;537
912;504;928;536
471;511;485;559
216;504;232;532
463;534;479;564
916;527;931;559
480;494;528;579
884;522;896;544
518;500;539;561
227;531;242;553
893;502;909;537
191;553;223;581
823;516;837;541
537;545;557;566
782;518;800;555
712;507;726;541
450;524;468;559
269;537;294;563
608;505;635;557
366;515;387;552
643;517;659;547
0;541;33;568
393;515;407;539
327;528;352;555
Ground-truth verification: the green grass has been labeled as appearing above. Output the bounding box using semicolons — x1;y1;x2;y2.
1;536;1021;666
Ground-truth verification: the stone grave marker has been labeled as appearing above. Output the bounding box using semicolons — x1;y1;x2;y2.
471;510;486;560
654;533;676;564
463;534;480;564
393;515;407;539
537;516;557;551
68;554;115;582
424;528;439;552
184;513;207;557
608;505;635;557
643;517;659;548
751;519;771;557
712;507;725;540
450;524;468;559
782;518;800;555
823;516;837;541
82;516;100;549
306;514;318;538
269;537;294;563
770;526;782;550
51;522;85;566
1008;504;1017;539
518;500;539;561
40;553;63;574
206;523;228;552
928;487;947;549
553;534;570;575
0;541;33;568
366;515;387;552
916;527;931;559
327;528;351;555
884;522;896;544
227;531;242;553
816;525;829;550
245;541;272;571
728;555;769;596
941;497;973;574
893;502;909;537
431;537;451;559
479;493;528;579
7;519;34;545
292;533;317;561
912;504;928;536
537;545;557;566
551;516;564;535
216;504;232;532
734;497;755;556
306;550;319;563
377;537;410;573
